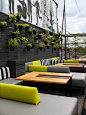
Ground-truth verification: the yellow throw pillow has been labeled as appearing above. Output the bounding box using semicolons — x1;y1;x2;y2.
32;60;41;66
0;83;40;105
52;57;58;60
29;65;47;72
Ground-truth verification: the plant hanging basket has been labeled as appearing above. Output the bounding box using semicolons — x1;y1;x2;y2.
38;35;42;39
32;45;35;48
53;48;56;50
16;16;21;22
28;31;32;36
25;27;29;31
18;26;24;31
33;30;36;34
11;33;17;39
0;25;6;32
39;47;43;51
49;31;53;36
46;46;50;49
27;46;31;51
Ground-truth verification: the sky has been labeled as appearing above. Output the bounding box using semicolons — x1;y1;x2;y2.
57;0;86;34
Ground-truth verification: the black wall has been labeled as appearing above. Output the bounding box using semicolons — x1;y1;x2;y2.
0;12;59;77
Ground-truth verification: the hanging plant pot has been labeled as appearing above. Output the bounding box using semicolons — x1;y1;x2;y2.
28;31;32;36
53;48;56;50
0;25;6;31
32;45;35;48
9;46;15;51
25;27;29;31
11;33;18;39
33;30;36;34
34;37;38;41
27;46;31;51
46;46;50;49
18;26;24;31
38;35;42;39
51;43;55;46
39;47;43;51
49;31;53;36
16;16;21;22
44;41;48;44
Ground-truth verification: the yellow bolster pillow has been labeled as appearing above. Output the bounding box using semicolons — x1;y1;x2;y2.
0;83;40;105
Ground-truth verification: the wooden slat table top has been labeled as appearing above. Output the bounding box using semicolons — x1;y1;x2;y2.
54;63;84;68
15;72;73;84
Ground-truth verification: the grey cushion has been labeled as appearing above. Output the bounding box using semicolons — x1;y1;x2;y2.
0;93;78;115
47;66;70;73
0;78;23;85
25;62;33;72
71;72;86;87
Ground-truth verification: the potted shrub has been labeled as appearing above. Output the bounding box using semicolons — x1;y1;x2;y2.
33;28;36;34
27;43;32;50
11;30;19;39
31;40;36;48
8;38;20;51
24;24;29;31
44;29;49;34
38;42;45;51
6;14;16;23
28;27;32;36
16;12;22;22
55;33;59;38
16;24;24;31
0;21;7;31
44;38;49;44
51;42;55;46
20;37;28;44
46;43;51;49
52;37;56;42
58;38;61;43
53;43;59;50
38;33;44;39
47;35;53;40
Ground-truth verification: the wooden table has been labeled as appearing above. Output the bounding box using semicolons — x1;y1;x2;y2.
15;72;74;96
54;63;84;72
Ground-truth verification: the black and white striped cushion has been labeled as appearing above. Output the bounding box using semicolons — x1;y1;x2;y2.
41;59;49;66
0;67;10;80
51;60;58;65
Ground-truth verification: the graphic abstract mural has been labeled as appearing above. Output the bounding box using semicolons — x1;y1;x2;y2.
0;0;57;32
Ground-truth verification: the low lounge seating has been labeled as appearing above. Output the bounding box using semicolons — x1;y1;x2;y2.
25;60;86;89
0;83;78;115
0;67;23;85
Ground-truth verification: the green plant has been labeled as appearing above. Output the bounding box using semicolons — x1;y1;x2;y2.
28;27;32;32
16;12;22;18
55;33;59;37
0;21;7;25
21;37;28;44
38;42;45;48
24;24;29;27
51;42;55;45
31;40;36;46
33;28;36;31
28;43;32;47
16;24;25;28
53;43;59;49
52;37;56;41
58;39;61;42
13;30;19;34
47;43;51;46
8;38;20;50
44;29;49;34
44;38;49;43
38;33;45;37
6;14;16;22
47;35;53;40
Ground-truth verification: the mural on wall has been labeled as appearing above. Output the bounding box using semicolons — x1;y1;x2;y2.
0;0;57;32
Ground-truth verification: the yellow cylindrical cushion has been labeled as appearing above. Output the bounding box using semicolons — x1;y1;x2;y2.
32;60;41;66
64;60;79;63
0;83;40;105
29;65;47;72
52;57;58;60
